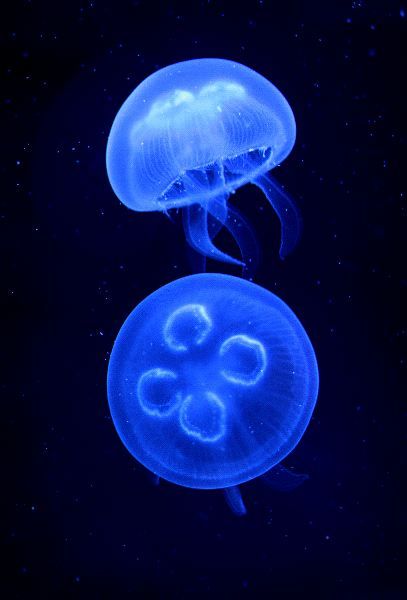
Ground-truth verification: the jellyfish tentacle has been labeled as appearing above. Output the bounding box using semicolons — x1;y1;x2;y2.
186;245;208;274
261;464;309;492
207;195;228;239
216;158;227;189
204;163;229;240
252;173;302;259
186;196;228;273
182;168;209;196
223;485;247;516
207;196;260;279
183;203;244;266
225;203;260;279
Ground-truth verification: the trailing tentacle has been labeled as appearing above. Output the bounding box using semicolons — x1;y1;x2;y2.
223;485;247;516
207;197;260;279
252;173;302;259
183;203;243;266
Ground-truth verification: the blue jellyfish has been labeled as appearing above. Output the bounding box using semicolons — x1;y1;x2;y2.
106;58;301;270
108;274;319;514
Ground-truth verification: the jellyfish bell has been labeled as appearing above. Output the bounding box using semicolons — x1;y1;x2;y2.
107;60;295;210
106;58;301;271
107;274;319;515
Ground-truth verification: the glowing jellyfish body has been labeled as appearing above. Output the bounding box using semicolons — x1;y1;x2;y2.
106;59;301;269
108;274;319;510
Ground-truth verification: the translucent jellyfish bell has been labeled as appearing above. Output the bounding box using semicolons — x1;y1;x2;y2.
106;58;301;270
107;274;319;514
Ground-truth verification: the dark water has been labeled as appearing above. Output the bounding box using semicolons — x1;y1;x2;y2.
2;1;405;597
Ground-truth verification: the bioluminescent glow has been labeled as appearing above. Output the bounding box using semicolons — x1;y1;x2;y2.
107;273;319;490
106;59;301;270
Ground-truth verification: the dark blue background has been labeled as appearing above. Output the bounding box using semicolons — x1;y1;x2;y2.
2;0;405;597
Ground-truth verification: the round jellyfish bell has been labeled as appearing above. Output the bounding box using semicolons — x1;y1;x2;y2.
106;58;301;272
107;274;319;514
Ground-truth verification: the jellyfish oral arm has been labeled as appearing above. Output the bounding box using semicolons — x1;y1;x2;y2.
223;485;247;516
207;198;260;279
183;194;260;274
252;173;302;259
182;171;300;269
183;202;244;266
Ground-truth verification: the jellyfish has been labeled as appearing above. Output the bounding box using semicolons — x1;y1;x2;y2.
106;58;301;270
107;274;319;514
